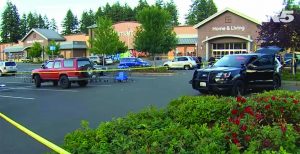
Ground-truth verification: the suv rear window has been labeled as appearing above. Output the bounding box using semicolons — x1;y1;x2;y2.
77;60;91;68
5;62;16;66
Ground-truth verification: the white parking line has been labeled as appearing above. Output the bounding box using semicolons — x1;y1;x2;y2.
89;85;112;87
5;87;79;92
0;95;35;100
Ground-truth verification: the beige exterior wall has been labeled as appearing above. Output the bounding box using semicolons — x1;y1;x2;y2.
113;21;141;50
174;26;197;35
0;43;17;60
23;31;49;48
196;11;260;60
64;34;88;42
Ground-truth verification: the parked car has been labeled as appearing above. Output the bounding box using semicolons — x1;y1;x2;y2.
118;57;151;67
283;53;299;67
163;56;197;70
88;56;103;65
0;61;17;76
104;57;113;65
32;58;93;89
190;54;282;96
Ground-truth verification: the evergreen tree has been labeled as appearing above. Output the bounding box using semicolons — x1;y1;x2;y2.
89;17;127;57
27;12;38;30
95;7;103;19
37;14;46;28
134;0;149;19
0;1;21;43
43;15;50;29
155;0;164;8
134;6;177;63
61;9;78;35
124;3;135;21
186;0;217;25
49;18;58;31
80;10;95;34
20;14;28;37
164;0;179;26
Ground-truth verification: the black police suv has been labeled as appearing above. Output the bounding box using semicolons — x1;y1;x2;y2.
190;54;282;96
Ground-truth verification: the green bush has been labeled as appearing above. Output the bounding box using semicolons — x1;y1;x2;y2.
130;67;172;73
62;91;300;153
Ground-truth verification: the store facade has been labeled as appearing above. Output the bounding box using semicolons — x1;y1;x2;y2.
194;8;261;60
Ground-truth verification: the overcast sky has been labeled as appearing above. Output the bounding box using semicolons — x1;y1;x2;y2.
0;0;294;31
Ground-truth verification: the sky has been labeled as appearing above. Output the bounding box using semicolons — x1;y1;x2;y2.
0;0;293;32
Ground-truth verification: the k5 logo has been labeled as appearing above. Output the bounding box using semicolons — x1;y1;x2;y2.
267;10;294;23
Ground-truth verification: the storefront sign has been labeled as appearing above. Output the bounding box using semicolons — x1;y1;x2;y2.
212;26;245;32
26;40;44;44
118;31;133;37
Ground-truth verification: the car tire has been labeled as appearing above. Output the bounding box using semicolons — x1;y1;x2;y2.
184;65;190;70
78;80;88;87
59;75;71;89
231;80;245;96
53;81;58;86
34;75;41;88
164;65;170;70
272;75;281;90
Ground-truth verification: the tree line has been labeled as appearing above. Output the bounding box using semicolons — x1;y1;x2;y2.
0;0;219;43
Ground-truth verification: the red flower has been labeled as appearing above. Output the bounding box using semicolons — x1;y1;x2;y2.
240;125;247;132
236;96;246;103
232;138;239;145
234;118;241;125
244;135;251;142
293;100;299;105
263;98;269;103
239;113;245;119
256;113;264;121
244;106;254;116
263;139;271;147
231;109;238;115
232;132;238;138
265;104;271;110
281;125;287;133
271;96;276;101
280;107;284;113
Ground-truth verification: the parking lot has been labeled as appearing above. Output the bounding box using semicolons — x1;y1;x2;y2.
0;63;299;154
0;63;198;153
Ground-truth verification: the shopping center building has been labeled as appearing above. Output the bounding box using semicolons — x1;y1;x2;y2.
194;8;261;60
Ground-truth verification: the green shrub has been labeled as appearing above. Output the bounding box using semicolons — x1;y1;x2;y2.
168;95;235;126
62;90;300;153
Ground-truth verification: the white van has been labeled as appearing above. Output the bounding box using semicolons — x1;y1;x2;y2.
0;61;18;76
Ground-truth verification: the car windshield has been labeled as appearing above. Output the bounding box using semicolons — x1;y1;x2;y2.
214;55;250;67
5;62;16;66
77;60;91;67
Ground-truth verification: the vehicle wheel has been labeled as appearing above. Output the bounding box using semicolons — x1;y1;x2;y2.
231;80;245;96
272;75;281;90
34;75;41;88
0;70;2;77
164;65;170;70
184;65;190;70
53;81;58;86
199;89;209;94
78;80;88;87
59;75;71;89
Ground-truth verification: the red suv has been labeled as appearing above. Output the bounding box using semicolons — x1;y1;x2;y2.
32;58;93;89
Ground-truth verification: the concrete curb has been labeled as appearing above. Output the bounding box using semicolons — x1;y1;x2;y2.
131;72;175;76
282;80;300;86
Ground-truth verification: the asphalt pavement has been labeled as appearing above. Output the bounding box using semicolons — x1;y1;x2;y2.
0;63;197;154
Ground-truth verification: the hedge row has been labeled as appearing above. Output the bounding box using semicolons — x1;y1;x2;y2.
61;90;300;153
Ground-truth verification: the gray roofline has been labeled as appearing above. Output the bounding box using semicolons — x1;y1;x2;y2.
194;7;262;29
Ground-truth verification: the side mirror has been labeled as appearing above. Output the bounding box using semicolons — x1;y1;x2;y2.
247;63;256;69
41;64;46;69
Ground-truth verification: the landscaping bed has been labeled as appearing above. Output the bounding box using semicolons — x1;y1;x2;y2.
282;69;300;81
62;90;300;153
129;67;173;73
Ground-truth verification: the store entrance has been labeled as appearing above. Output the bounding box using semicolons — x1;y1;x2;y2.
211;42;248;59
